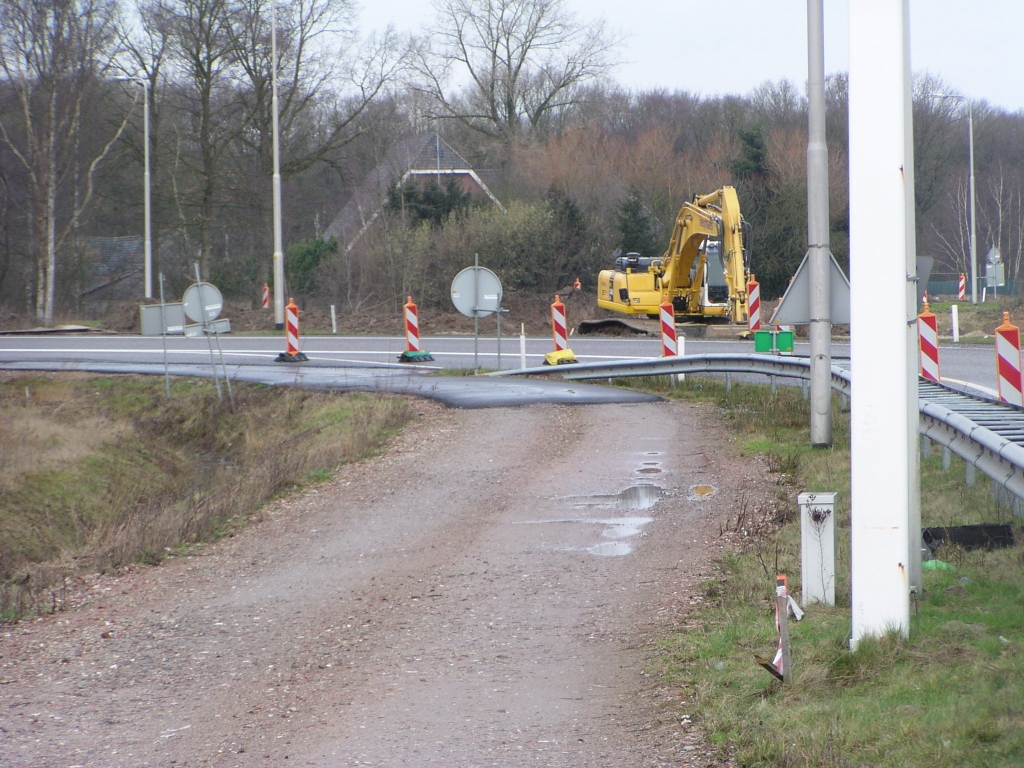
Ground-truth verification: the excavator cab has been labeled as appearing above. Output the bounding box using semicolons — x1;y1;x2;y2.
702;240;730;307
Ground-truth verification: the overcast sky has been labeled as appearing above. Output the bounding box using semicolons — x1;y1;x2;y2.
356;0;1023;112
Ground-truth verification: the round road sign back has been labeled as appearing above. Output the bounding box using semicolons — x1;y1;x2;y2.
451;266;502;318
182;282;224;323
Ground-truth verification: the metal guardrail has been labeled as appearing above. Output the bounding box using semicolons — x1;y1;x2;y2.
497;353;1024;507
497;353;852;396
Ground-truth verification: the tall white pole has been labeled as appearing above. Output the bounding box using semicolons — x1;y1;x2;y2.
807;0;831;447
968;104;978;304
271;0;285;329
848;0;913;646
142;78;152;300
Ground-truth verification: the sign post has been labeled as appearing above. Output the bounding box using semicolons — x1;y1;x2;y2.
451;257;503;370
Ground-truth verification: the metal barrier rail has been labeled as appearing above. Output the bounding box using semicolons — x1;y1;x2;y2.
496;353;852;396
497;353;1024;507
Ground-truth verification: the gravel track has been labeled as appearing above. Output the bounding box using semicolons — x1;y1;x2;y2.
2;398;764;767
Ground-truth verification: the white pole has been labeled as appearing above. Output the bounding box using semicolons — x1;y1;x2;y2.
968;104;978;305
520;323;526;369
271;0;285;330
807;0;832;447
951;304;960;343
142;78;152;300
677;332;685;383
330;304;337;334
849;0;913;646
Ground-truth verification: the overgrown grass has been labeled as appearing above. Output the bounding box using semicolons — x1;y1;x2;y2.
619;374;1024;767
0;374;412;619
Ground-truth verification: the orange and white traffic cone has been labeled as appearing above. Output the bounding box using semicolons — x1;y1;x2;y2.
275;297;308;362
398;296;434;362
261;282;270;309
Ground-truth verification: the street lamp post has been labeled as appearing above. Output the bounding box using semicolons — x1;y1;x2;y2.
932;93;977;304
271;0;285;330
118;76;153;299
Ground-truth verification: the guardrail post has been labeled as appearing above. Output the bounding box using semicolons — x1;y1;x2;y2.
922;437;932;458
965;462;976;486
942;446;951;470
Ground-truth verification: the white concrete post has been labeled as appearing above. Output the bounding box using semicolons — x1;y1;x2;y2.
799;492;837;606
951;304;960;343
849;0;913;646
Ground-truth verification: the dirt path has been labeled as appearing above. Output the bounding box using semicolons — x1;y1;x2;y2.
2;399;762;767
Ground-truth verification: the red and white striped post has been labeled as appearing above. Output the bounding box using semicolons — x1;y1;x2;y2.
996;312;1024;406
397;296;434;362
261;282;270;309
275;297;308;362
958;273;966;301
660;299;678;357
917;301;940;382
551;295;568;351
747;275;761;332
285;298;300;355
404;296;421;353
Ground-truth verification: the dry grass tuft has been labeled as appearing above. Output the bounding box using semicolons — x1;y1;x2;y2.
0;374;412;620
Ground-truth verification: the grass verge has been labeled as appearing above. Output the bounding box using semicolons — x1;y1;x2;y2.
0;373;412;620
616;374;1024;767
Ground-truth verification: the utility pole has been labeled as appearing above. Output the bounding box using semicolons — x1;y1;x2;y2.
848;0;914;646
271;0;285;330
807;0;831;447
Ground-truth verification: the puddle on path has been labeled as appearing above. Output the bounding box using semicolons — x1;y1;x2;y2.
524;484;666;557
566;484;666;512
688;484;717;500
588;541;633;556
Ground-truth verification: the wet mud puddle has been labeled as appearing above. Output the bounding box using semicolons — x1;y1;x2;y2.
519;453;673;556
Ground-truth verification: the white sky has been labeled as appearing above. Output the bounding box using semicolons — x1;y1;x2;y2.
356;0;1024;113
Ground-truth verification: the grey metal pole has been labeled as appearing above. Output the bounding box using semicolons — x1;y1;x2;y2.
968;103;978;305
807;0;832;447
271;1;285;330
142;79;152;300
473;253;479;370
159;273;170;399
195;262;222;400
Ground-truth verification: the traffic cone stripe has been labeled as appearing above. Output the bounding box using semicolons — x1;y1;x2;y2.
958;273;966;301
262;283;270;309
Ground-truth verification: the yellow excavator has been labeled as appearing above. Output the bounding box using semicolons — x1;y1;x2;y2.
596;186;749;324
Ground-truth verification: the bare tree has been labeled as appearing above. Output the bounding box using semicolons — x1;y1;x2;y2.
161;0;245;279
415;0;621;149
0;0;132;322
231;0;406;286
121;0;174;279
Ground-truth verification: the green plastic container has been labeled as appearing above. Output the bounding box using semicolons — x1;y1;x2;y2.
754;330;774;353
776;329;795;355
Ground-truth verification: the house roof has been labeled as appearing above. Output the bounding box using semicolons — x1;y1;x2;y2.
323;134;502;251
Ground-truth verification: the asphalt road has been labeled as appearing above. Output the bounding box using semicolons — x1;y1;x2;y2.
0;333;999;391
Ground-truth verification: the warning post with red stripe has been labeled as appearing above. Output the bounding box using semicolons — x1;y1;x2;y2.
398;296;434;362
996;312;1023;406
747;275;761;332
275;297;308;362
917;301;940;382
